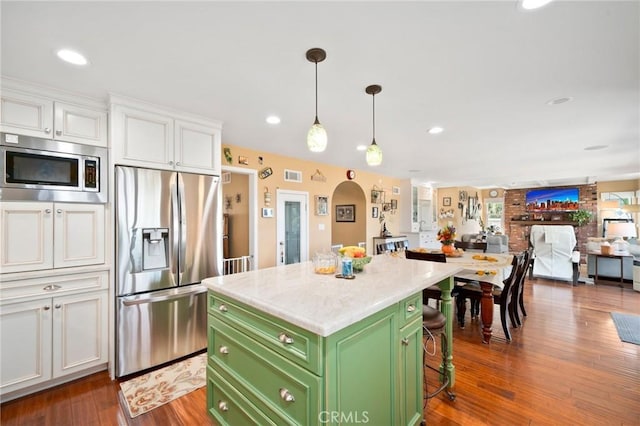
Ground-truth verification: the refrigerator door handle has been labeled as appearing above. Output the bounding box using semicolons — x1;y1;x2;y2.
177;173;187;274
171;174;180;282
121;285;207;306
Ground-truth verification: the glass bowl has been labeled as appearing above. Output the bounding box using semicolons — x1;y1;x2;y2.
313;252;338;274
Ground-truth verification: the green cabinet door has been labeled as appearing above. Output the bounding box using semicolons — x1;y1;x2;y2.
399;315;424;426
323;304;398;426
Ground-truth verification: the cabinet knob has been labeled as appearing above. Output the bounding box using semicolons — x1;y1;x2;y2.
219;346;229;355
45;209;52;214
279;388;295;402
278;332;294;345
43;284;61;291
218;304;228;313
176;161;181;166
43;305;51;311
55;130;62;136
168;160;174;166
44;128;51;134
55;304;61;309
406;304;416;313
218;401;229;412
56;209;63;214
401;337;410;346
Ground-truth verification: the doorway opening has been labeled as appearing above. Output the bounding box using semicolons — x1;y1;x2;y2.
220;166;258;271
276;190;309;266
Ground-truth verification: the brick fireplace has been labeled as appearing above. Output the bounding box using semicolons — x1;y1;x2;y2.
504;184;598;261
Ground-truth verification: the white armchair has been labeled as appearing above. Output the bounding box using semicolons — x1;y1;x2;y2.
530;225;577;282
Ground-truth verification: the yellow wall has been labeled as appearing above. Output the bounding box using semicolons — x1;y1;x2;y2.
435;186;485;235
222;143;403;268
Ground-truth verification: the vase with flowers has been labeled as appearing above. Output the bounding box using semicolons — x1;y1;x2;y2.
437;224;457;254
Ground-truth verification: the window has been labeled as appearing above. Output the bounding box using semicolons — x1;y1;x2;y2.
485;198;504;233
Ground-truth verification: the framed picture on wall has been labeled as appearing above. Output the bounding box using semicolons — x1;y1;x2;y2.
443;197;452;206
315;196;328;216
372;206;379;218
371;189;384;204
336;204;356;222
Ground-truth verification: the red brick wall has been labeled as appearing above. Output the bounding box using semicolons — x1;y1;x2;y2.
504;184;598;261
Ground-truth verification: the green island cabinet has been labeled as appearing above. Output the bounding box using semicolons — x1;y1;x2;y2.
207;290;425;426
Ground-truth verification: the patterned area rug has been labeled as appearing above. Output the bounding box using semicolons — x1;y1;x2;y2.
611;312;640;345
119;353;207;418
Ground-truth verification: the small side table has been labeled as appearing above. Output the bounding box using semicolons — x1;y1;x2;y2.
589;252;633;287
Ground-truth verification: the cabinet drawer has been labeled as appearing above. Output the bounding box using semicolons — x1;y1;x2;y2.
209;315;321;426
209;292;322;375
207;366;278;426
0;271;108;304
399;292;422;326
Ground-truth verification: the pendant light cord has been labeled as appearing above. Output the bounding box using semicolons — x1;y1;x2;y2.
372;93;376;141
315;61;319;120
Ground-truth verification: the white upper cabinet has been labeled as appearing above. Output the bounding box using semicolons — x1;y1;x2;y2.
0;90;53;137
110;95;222;175
174;119;221;173
0;87;107;147
111;104;174;168
0;202;105;274
53;101;107;146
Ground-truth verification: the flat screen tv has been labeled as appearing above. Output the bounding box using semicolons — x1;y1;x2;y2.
525;188;579;212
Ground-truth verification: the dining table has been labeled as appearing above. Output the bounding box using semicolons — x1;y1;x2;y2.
441;251;514;343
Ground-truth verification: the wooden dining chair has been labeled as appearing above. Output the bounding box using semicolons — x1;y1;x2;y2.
454;240;487;252
455;252;524;341
405;250;448;307
512;248;533;327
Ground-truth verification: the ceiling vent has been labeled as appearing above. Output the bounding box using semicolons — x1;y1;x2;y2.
284;169;303;183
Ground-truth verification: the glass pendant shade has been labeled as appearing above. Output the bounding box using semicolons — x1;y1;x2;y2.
307;118;328;152
366;140;383;166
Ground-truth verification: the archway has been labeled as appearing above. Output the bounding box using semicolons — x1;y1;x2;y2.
331;181;367;247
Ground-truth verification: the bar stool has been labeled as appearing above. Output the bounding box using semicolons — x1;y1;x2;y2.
422;305;456;402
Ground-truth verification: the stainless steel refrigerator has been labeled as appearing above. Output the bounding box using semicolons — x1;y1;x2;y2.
115;165;221;377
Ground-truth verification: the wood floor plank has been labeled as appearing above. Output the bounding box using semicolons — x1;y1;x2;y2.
1;277;639;425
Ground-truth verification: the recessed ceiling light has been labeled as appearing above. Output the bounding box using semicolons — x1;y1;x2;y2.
56;49;88;66
520;0;554;10
265;115;281;124
356;144;367;151
428;126;444;135
584;145;608;151
546;96;573;106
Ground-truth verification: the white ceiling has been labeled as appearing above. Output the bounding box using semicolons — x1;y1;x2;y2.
2;1;638;189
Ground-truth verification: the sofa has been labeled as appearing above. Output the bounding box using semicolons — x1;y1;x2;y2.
586;237;639;281
529;225;577;282
460;233;509;253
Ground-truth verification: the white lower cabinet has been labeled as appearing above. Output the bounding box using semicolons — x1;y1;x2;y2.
0;272;108;396
0;202;105;274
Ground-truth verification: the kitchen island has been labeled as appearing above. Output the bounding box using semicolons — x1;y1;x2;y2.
203;254;462;425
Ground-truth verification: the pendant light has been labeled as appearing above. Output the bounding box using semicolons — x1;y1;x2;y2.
365;84;383;166
306;48;328;152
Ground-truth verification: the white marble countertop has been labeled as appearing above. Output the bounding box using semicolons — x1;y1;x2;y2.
203;255;462;337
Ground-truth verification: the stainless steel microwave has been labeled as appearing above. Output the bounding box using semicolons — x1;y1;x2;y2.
0;133;108;203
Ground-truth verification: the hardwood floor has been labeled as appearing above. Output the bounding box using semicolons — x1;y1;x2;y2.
2;277;639;425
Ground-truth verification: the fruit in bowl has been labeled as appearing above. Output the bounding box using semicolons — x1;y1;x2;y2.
338;245;366;258
351;255;372;272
